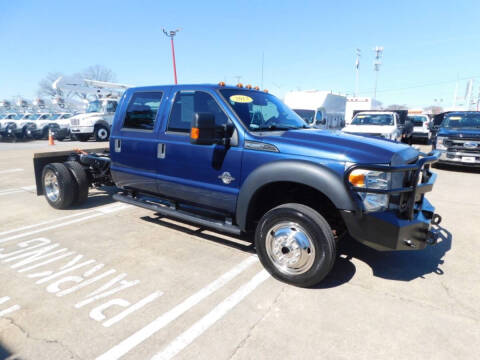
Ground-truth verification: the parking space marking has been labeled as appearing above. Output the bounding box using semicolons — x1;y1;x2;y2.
0;189;24;196
0;184;39;196
0;210;96;237
96;255;259;360
0;203;131;244
0;296;21;317
0;168;24;175
151;270;270;360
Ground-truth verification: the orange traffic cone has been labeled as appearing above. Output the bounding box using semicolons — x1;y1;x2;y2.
48;129;55;146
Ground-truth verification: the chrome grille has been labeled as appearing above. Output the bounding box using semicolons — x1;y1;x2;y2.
70;118;79;126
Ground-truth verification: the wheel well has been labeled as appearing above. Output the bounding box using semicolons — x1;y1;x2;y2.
245;182;346;238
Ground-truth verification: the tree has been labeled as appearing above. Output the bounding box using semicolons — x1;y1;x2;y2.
81;65;116;82
423;105;444;115
385;104;408;110
37;72;64;98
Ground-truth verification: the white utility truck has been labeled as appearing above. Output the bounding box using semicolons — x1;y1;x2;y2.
345;97;381;125
52;77;130;141
284;90;346;129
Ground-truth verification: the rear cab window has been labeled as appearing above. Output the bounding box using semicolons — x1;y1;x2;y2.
122;92;163;131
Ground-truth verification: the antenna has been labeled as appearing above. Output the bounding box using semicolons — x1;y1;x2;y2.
373;46;383;101
355;48;361;97
163;28;181;84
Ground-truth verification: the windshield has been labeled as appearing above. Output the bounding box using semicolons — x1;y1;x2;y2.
86;100;103;113
408;115;428;127
293;109;315;124
351;113;394;126
50;114;61;120
443;113;480;129
219;89;307;131
14;114;25;120
28;114;41;120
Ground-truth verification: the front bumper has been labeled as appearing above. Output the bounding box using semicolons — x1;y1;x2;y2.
437;149;480;166
343;151;441;251
51;127;70;139
341;198;441;251
412;131;430;139
70;126;94;135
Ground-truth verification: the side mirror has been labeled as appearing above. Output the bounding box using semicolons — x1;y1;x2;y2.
190;112;216;145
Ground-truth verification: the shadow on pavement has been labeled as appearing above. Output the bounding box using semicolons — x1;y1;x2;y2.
69;187;117;210
0;342;13;360
140;214;452;289
433;163;480;174
331;225;451;286
141;215;256;254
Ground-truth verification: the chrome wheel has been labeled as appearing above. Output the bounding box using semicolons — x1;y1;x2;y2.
265;221;316;275
44;169;59;202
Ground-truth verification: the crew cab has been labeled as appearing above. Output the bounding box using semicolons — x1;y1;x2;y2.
33;83;442;287
342;110;413;144
69;98;118;142
408;114;431;143
432;111;480;166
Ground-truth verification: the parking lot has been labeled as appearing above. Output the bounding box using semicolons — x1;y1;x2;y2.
0;140;479;360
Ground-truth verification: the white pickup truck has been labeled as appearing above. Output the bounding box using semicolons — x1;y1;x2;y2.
342;110;413;143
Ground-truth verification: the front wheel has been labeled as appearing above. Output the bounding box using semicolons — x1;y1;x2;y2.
255;203;336;287
94;125;109;141
75;134;90;142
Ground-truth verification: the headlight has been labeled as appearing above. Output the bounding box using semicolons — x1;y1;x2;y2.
348;169;391;212
436;136;447;150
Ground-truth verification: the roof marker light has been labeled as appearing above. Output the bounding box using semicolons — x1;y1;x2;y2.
263;89;269;93
246;84;252;89
254;86;260;90
218;81;226;86
236;83;243;88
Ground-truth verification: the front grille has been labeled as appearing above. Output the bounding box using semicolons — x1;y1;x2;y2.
70;118;79;126
445;138;480;153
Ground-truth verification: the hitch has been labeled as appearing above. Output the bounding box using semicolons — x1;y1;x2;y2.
431;213;442;226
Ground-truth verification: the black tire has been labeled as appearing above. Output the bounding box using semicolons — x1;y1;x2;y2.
255;203;336;288
64;161;89;205
76;134;90;142
41;163;75;209
94;125;110;142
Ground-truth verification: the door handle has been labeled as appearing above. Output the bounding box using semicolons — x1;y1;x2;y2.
114;139;121;152
157;143;166;159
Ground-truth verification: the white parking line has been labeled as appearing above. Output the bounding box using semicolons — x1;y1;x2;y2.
152;270;270;360
0;203;131;244
0;304;21;317
96;255;259;360
0;168;24;175
0;184;36;196
0;210;96;237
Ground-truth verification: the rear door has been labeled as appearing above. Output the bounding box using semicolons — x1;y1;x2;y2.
155;89;243;214
110;90;168;194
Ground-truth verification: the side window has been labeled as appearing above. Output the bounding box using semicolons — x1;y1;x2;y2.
107;101;117;113
40;115;49;120
167;91;228;133
122;92;163;131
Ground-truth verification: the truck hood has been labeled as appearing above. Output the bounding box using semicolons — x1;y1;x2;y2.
257;129;417;165
342;124;396;134
438;128;480;139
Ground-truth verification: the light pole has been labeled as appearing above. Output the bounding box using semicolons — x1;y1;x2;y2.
373;46;383;101
355;48;361;97
163;28;180;84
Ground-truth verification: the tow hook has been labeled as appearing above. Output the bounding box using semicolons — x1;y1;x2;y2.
426;228;441;245
432;213;442;226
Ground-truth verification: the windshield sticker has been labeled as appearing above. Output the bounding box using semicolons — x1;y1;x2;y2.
357;115;366;118
230;95;253;103
448;116;462;120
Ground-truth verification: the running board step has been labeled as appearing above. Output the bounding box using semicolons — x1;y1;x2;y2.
112;193;241;235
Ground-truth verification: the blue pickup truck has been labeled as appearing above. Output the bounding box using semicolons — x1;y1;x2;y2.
33;83;442;287
431;111;480;166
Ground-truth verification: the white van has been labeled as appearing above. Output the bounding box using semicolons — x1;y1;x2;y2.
284;90;346;129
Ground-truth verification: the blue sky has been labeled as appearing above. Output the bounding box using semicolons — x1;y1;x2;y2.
1;0;480;108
